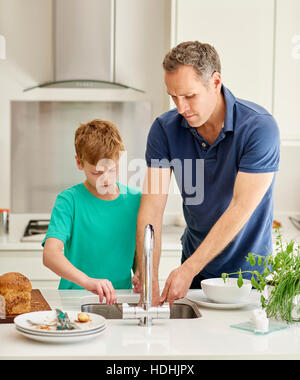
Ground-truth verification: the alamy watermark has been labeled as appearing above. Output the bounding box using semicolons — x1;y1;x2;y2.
95;151;205;206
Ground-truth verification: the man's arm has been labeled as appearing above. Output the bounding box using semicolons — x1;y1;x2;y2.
160;171;275;307
136;167;172;305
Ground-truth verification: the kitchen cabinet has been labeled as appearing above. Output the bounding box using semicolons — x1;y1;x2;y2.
0;250;59;289
273;0;300;140
115;0;168;91
114;0;171;118
172;0;274;113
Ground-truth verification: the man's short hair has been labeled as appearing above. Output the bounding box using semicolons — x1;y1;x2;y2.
163;41;221;84
75;119;125;165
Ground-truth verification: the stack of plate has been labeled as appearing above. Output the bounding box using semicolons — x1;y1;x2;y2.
14;310;107;343
186;290;253;309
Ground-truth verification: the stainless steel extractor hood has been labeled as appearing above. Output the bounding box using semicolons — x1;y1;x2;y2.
24;0;144;93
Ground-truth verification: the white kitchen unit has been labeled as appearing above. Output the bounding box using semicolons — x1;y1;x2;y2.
172;0;274;112
0;289;299;360
115;0;171;115
273;147;300;213
273;0;300;140
0;245;59;289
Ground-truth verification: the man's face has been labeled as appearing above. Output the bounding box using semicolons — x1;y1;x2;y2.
76;157;119;194
165;65;221;128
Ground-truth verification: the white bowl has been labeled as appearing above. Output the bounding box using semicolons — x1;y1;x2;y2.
201;277;252;304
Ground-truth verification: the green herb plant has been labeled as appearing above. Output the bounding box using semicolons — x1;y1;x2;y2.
221;227;300;323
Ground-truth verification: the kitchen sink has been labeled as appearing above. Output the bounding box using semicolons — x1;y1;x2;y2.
81;299;201;319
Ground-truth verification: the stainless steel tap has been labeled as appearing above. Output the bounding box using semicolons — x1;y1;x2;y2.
141;224;154;322
123;224;170;326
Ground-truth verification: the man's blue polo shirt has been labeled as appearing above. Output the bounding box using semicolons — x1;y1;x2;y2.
145;85;280;280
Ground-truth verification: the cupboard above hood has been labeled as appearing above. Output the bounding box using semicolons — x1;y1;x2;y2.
24;0;144;93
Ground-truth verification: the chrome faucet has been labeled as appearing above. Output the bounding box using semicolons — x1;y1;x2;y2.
123;224;170;326
140;224;154;326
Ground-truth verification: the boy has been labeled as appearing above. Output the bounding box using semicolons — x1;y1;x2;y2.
42;119;141;304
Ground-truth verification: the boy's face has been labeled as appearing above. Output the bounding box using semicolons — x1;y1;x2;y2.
75;156;119;195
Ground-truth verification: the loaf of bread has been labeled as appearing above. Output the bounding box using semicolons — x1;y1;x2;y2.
0;272;32;315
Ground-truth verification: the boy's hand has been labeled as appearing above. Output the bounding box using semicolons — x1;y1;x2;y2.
84;278;117;305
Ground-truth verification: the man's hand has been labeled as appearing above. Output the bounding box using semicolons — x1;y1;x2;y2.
160;263;195;308
151;280;161;306
132;271;141;293
83;278;117;305
137;277;161;306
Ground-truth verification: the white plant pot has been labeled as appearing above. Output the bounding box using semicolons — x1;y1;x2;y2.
291;295;300;322
262;285;274;301
263;285;299;323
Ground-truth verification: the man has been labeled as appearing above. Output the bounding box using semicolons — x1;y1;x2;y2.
135;41;280;307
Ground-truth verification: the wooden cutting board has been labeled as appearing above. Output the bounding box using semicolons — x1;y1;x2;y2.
0;289;52;324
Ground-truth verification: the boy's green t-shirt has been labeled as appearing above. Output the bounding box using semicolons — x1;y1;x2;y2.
42;182;141;290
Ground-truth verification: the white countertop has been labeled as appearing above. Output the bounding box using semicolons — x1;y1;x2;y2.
0;224;185;252
1;213;300;253
0;289;299;360
1;215;300;252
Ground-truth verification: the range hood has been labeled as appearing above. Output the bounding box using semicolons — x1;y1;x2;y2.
24;0;144;93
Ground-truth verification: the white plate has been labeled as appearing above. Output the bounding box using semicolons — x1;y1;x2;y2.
15;321;106;336
16;326;107;343
14;311;106;335
16;324;106;337
186;290;251;309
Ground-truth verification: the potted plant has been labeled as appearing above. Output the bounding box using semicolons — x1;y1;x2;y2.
221;228;300;323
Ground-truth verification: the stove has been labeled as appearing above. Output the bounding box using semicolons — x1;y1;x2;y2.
21;219;50;242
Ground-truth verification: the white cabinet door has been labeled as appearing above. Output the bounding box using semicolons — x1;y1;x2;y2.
114;0;171;118
273;0;300;139
115;0;168;91
174;0;274;113
0;252;60;289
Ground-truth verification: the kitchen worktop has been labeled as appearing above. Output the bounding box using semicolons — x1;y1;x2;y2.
0;224;185;252
0;289;299;360
1;214;300;252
